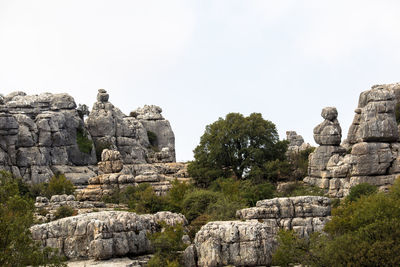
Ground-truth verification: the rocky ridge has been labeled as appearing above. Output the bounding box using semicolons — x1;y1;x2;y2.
184;196;331;267
77;149;189;201
0;89;176;186
305;83;400;197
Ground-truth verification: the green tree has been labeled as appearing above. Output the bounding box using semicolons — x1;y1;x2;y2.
188;113;288;187
0;171;66;266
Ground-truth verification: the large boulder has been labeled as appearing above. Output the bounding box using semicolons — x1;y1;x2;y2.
30;211;187;260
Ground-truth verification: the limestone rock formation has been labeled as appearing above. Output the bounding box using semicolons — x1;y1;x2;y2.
0;89;177;185
313;107;342;145
131;105;176;162
30;211;187;260
286;131;311;153
305;83;400;197
77;150;189;201
0;92;96;183
237;196;331;237
185;196;331;267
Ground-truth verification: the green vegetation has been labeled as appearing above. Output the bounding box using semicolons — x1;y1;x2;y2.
188;112;289;187
76;127;93;154
147;222;188;267
54;206;76;220
0;171;66;266
345;182;377;202
147;130;158;147
276;182;325;198
286;147;315;180
272;178;400;266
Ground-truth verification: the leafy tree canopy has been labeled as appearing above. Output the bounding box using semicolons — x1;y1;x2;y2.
188;112;288;186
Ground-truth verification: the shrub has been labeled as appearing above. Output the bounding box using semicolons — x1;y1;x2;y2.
346;182;377;202
165;179;193;212
188;214;210;240
147;223;187;267
122;184;167;214
182;190;220;222
286;147;315;180
206;197;246;221
276;182;325;197
239;180;275;206
46;173;75;198
54;206;75;220
76;127;93;154
0;171;66;266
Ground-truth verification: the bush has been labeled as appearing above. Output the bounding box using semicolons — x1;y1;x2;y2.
182;190;220;222
276;182;325;197
148;223;187;267
272;178;400;266
239;180;275;206
147;130;158;146
0;171;66;266
54;206;76;220
188;214;210;240
165;179;193;212
46;173;75;198
122;184;167;214
346;182;377;202
287;147;315;180
76;127;93;154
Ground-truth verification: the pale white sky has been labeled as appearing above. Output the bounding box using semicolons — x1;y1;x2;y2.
1;1;400;161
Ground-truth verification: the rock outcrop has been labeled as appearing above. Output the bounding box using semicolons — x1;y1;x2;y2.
305;83;400;197
77;149;189;201
0;92;97;183
86;90;175;164
184;196;331;267
286;131;311;153
31;211;187;260
0;89;177;185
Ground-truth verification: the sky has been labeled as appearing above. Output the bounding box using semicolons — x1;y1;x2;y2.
1;1;400;161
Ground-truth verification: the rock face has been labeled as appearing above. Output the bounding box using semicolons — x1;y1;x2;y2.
286;131;311;153
305;83;400;197
0;92;97;183
31;211;187;260
0;89;177;185
131;105;176;163
185;196;331;267
77;149;189;201
86;90;175;164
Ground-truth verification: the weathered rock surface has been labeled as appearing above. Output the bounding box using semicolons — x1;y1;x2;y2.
34;194;107;222
286;131;311;153
131;105;176;162
313;107;342;145
0;89;177;185
305;83;400;197
31;211;187;260
237;196;331;238
86;90;175;164
185;196;331;267
78;149;189;201
0;92;97;183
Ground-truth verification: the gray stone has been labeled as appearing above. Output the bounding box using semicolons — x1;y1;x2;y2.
30;211;187;260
